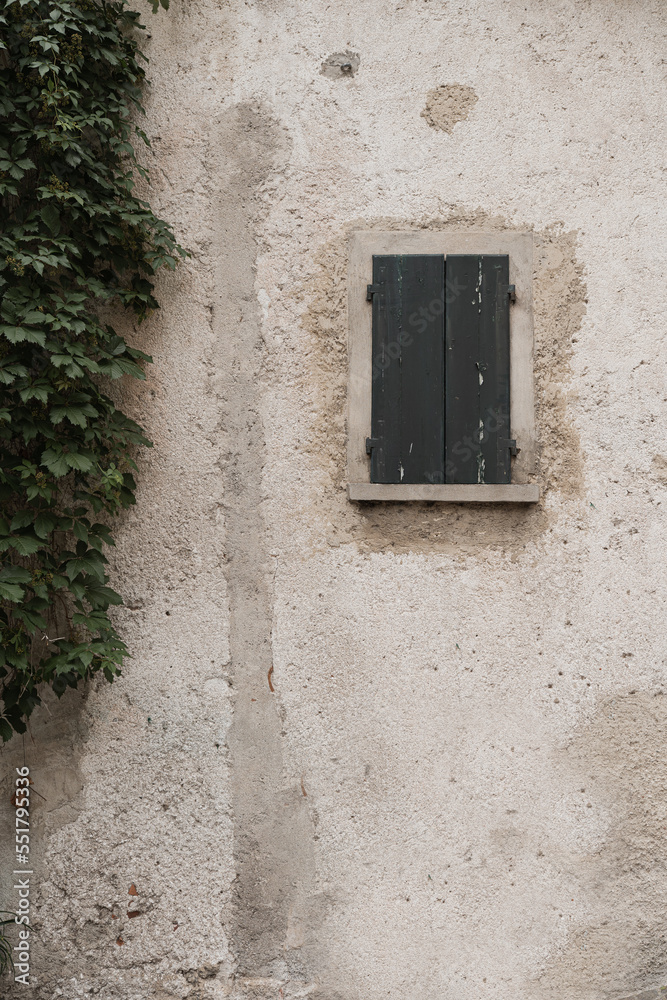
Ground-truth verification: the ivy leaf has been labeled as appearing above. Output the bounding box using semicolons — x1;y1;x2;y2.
14;608;47;630
89;523;115;548
85;583;123;608
0;325;47;346
0;582;24;602
0;568;32;584
40;203;61;236
7;536;42;556
64;451;94;472
73;521;88;543
10;510;34;531
41;447;70;477
64;555;105;583
0;363;28;384
20;386;50;403
34;513;57;539
50;405;95;427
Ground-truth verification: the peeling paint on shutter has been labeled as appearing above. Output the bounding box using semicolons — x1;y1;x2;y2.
445;255;511;485
369;254;445;484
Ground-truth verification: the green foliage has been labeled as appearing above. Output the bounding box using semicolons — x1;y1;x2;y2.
0;0;185;740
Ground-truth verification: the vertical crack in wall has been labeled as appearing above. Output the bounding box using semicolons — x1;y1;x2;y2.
207;104;318;996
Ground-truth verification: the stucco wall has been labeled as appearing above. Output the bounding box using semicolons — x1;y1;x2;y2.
3;1;667;998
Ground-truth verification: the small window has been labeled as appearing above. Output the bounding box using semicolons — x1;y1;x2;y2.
347;231;538;502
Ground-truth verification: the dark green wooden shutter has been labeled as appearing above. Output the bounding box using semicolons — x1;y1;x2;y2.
369;254;445;484
445;255;511;485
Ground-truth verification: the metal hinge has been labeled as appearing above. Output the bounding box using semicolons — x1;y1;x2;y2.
366;437;379;455
507;284;516;303
502;438;520;457
366;284;381;301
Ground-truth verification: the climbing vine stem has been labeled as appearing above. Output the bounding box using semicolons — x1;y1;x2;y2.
0;0;184;740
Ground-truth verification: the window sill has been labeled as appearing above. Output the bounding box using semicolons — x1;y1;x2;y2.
347;483;540;503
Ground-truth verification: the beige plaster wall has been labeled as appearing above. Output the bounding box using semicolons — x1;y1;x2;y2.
2;2;667;998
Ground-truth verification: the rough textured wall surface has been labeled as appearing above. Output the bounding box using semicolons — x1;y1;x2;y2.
2;1;667;998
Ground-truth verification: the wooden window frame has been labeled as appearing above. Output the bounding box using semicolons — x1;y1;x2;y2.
347;230;539;503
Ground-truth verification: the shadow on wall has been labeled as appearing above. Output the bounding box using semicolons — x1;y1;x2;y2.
538;692;667;1000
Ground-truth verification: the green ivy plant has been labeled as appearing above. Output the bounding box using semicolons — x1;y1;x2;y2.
0;0;184;741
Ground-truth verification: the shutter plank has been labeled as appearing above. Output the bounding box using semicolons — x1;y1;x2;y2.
370;257;401;483
445;255;511;484
479;255;511;484
370;255;445;484
445;255;480;484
